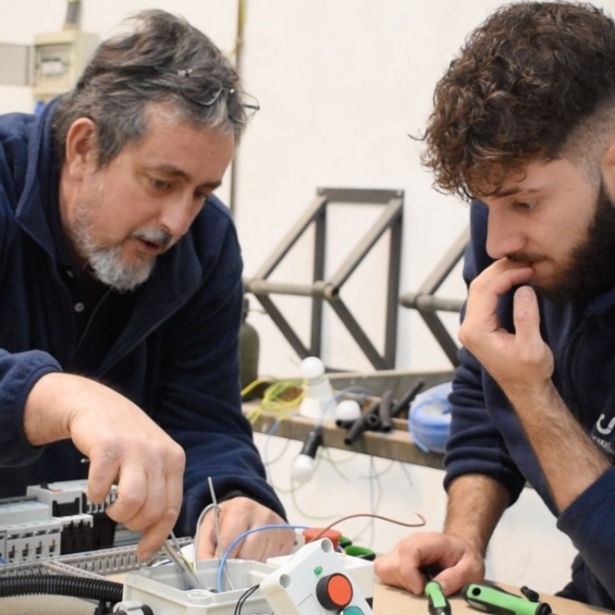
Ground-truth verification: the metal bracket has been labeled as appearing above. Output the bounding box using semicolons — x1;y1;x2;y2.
244;187;404;370
399;227;469;367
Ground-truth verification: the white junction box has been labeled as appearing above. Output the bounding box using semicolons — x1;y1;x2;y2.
123;558;275;615
122;538;375;615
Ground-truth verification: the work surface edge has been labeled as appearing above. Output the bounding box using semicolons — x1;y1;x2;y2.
2;581;612;614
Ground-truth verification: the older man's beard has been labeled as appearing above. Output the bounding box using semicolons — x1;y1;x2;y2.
507;181;615;306
69;193;172;293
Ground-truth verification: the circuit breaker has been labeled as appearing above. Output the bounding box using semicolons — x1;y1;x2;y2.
32;29;99;103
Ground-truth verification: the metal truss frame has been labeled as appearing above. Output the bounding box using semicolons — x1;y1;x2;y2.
399;227;469;367
244;187;404;370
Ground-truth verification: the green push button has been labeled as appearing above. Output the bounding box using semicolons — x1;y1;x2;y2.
341;607;364;615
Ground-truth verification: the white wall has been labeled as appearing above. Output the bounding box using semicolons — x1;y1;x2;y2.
0;0;608;595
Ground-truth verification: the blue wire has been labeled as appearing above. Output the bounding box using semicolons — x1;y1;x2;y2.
216;523;309;592
0;557;7;564
268;420;281;436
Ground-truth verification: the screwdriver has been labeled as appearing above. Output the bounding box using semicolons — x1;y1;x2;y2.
462;582;552;615
425;580;451;615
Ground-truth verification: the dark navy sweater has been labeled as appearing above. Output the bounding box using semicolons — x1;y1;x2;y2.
445;202;615;607
0;102;285;536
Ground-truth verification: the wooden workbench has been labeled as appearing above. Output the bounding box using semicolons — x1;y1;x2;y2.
249;408;445;469
375;582;614;614
247;368;452;470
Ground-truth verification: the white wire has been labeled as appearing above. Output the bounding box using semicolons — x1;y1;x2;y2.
350;456;382;548
170;530;183;552
263;429;292;468
368;457;381;548
262;419;283;484
192;502;219;571
190;478;236;591
208;477;223;558
359;459;395;480
399;461;415;487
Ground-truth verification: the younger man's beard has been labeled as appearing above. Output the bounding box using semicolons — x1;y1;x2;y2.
537;181;615;306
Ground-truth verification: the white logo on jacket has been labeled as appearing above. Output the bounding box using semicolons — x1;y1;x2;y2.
596;413;615;435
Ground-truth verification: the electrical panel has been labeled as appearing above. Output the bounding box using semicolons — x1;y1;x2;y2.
27;479;118;553
32;30;99;103
0;499;63;564
0;479;117;564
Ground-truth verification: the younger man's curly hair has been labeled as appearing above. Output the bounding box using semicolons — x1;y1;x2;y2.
423;2;615;200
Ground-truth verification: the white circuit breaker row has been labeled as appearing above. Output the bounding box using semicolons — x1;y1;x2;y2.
0;479;117;564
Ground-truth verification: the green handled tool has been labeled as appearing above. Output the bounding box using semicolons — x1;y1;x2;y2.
425;580;451;615
462;583;552;615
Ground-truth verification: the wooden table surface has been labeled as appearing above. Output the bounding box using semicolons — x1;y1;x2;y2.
374;581;614;614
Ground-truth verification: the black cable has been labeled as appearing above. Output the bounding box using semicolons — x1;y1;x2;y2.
234;584;260;615
390;378;425;418
0;575;123;604
344;399;380;445
378;389;395;432
93;600;114;615
521;585;540;602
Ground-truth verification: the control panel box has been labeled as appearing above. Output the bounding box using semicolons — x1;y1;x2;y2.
266;547;375;603
32;30;99;102
261;539;374;615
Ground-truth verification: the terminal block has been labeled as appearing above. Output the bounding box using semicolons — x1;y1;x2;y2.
0;498;62;564
27;480;117;552
0;480;119;564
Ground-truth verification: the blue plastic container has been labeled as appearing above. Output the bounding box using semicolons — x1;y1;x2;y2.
408;381;452;454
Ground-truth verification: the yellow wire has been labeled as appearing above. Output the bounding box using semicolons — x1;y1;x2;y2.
241;377;275;399
261;379;304;409
242;377;305;423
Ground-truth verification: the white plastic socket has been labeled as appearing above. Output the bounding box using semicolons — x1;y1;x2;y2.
299;357;334;421
291;454;317;484
334;399;362;422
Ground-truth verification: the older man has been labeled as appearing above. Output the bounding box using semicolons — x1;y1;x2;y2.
0;9;291;562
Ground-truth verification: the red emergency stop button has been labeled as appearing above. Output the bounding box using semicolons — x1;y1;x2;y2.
316;573;353;610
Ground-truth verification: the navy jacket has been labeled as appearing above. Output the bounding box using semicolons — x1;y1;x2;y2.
445;202;615;607
0;102;285;536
